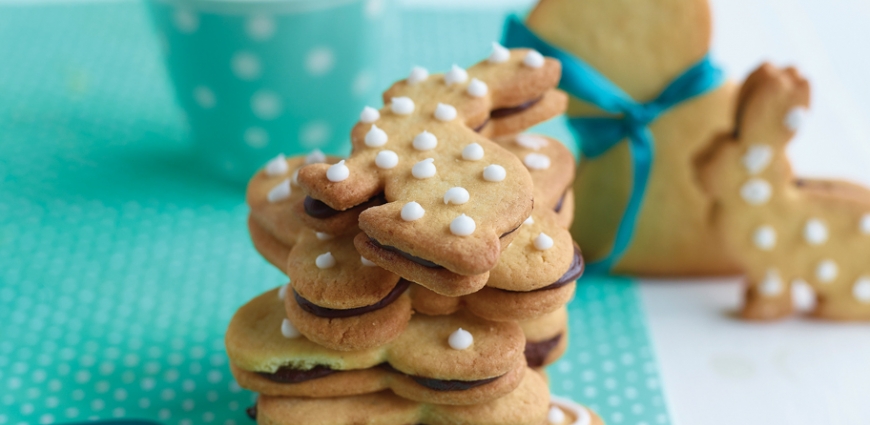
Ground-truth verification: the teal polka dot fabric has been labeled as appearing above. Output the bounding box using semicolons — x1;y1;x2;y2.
0;3;671;425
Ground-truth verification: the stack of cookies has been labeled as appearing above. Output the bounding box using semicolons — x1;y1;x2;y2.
228;46;603;425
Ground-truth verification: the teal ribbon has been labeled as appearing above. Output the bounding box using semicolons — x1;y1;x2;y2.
503;15;725;274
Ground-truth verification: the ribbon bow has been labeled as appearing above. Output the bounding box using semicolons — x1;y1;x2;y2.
504;15;725;274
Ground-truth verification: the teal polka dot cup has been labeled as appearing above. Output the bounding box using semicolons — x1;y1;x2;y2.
147;0;394;183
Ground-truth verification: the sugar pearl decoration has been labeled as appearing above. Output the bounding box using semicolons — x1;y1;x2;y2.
467;78;488;97
483;164;506;182
360;256;377;267
448;328;473;350
407;66;429;85
444;187;470;205
365;124;388;147
524;153;551;170
375;150;399;169
315;232;333;241
853;277;870;303
434;103;457;122
547;406;566;424
861;214;870;234
462;143;484;161
265;154;288;176
515;134;549;150
523;50;545;68
315;252;336;269
450;214;476;236
305;149;326;164
412;158;436;179
785;107;808;132
401;202;425;221
753;225;776;251
816;259;838;283
740;178;772;205
391;97;415;115
742;144;773;175
278;284;288;300
413;131;437;151
326;160;350;182
759;269;783;297
281;319;300;339
804;218;828;245
444;64;468;85
489;42;510;63
534;233;554;251
359;106;380;123
267;179;291;203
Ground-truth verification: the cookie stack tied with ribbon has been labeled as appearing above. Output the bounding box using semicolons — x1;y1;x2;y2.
230;46;604;425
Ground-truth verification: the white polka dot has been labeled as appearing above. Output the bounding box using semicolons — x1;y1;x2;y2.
742;144;773;175
390;97;415;115
489;42;510;64
364;0;385;18
816;260;838;283
407;66;429;85
401;202;425;222
413;131;437;151
450;214;475;236
352;70;373;96
434;103;457;121
305;47;335;76
173;8;199;33
365;125;388;148
462;143;484;160
752;225;776;251
483;164;506;182
375;150;399;169
411;158;436;179
853;277;870;303
740;178;772;205
326;160;349;182
524;50;545;68
316;252;336;269
448;328;473;350
524;153;551;170
245;15;276;41
804;218;828;245
193;86;216;109
244;127;269;148
443;187;470;205
534;233;554;251
785;107;808;132
444;64;468;85
759;269;783;296
300;121;331;148
251;90;282;120
280;319;300;339
359;106;380;123
231;51;261;80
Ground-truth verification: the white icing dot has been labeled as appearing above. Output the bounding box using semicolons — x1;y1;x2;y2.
277;284;288;300
742;144;773;175
450;214;476;236
489;42;510;64
315;232;333;241
443;187;470;205
401;202;425;221
752;225;776;251
524;216;534;225
359;106;380;123
759;269;783;297
448;328;473;350
413;131;438;151
534;233;554;251
524;50;545;68
462;143;484;161
434;103;457;122
407;66;429;85
483;165;506;182
264;154;288;177
280;319;300;339
305;149;327;164
816;260;838;283
785;107;808;132
360;256;377;267
804;218;828;245
853;277;870;303
740;178;772;205
266;179;291;203
860;214;870;234
791;279;816;311
375;150;399;169
524;153;551;170
193;86;216;109
365;124;388;147
547;406;566;424
315;252;336;269
515;134;549;150
391;97;415;115
231;51;261;80
467;78;488;97
412;158;436;179
326;160;349;182
305;46;335;76
291;170;300;186
444;64;468;85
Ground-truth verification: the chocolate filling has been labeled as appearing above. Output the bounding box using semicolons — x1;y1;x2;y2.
473;118;490;133
490;96;543;119
294;279;411;318
554;191;568;213
499;244;584;294
524;333;563;368
304;193;386;219
259;363;502;392
246;404;257;420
